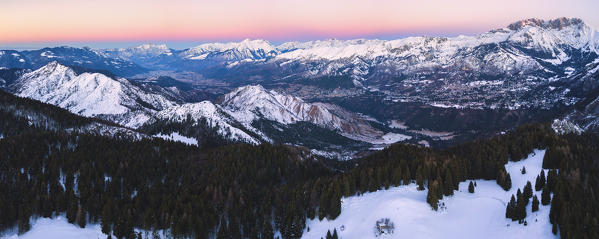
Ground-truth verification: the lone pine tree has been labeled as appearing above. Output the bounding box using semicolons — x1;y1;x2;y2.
468;181;475;193
541;185;551;205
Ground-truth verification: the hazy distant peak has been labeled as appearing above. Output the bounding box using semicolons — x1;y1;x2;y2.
507;17;586;31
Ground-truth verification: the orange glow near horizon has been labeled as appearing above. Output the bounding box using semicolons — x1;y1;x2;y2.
1;0;598;44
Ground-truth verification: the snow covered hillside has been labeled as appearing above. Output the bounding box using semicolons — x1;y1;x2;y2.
221;85;386;143
152;101;263;144
10;61;175;128
302;149;555;239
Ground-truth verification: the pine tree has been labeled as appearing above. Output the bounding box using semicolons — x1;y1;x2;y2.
532;195;539;212
402;166;411;185
535;171;546;191
515;192;527;221
468;181;475;193
427;181;439;210
443;170;454;196
326;230;332;239
506;195;516;220
229;217;241;239
262;217;274;239
523;181;533;199
392;167;402;186
332;228;338;239
101;201;113;235
541;185;551;205
17;205;30;235
76;206;86;228
547;169;557;192
329;186;341;219
416;171;425;191
497;171;512;191
217;217;230;239
66;193;77;224
521;166;526;174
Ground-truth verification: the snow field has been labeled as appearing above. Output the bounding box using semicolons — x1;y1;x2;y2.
302;149;556;239
154;132;198;146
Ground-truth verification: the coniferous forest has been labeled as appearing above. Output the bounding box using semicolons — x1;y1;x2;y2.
0;91;598;239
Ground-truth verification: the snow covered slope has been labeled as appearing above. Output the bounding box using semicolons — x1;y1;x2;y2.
302;149;555;239
1;217;105;239
152;101;263;144
10;61;175;128
221;85;386;143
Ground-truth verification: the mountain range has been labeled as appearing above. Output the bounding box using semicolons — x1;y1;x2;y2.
1;17;598;155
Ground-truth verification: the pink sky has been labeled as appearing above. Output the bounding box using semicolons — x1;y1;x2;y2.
1;0;598;45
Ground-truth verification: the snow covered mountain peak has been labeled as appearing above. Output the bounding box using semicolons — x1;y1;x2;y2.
192;39;275;52
14;61;76;96
507;17;586;31
181;39;277;61
221;84;310;124
220;85;385;142
503;17;598;54
11;62;175;128
135;43;169;51
110;43;173;58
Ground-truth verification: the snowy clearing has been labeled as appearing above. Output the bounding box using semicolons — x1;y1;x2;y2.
154;132;198;146
381;133;412;144
388;120;408;130
302;149;556;239
1;217;104;239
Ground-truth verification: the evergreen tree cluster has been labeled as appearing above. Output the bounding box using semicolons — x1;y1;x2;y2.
0;131;336;239
505;184;533;223
323;229;338;239
0;90;102;137
541;134;599;238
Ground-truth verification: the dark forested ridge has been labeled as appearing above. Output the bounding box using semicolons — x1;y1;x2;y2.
0;89;96;136
0;95;598;239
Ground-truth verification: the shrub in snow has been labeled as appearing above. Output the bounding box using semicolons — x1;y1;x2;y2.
374;218;395;237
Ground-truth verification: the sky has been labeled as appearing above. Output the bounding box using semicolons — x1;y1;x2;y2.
1;0;598;49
